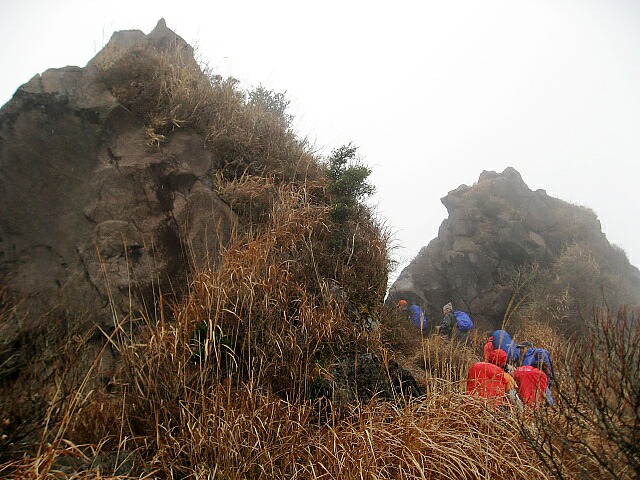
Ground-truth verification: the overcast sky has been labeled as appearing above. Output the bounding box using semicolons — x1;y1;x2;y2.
2;0;639;284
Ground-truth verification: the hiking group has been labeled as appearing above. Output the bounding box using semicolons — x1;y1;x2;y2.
397;300;555;410
471;329;555;410
396;300;474;341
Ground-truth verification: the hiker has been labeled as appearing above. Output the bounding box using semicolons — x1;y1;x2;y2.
396;299;410;323
452;308;474;342
484;331;508;367
487;329;520;366
512;365;548;408
466;361;522;410
397;299;408;313
436;302;456;337
517;341;555;406
436;302;474;341
408;301;428;332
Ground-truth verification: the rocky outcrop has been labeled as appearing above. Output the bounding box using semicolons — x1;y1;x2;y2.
0;20;236;327
328;354;422;404
389;167;640;328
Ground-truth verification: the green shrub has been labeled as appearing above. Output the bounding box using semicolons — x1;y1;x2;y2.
247;84;293;126
325;144;375;225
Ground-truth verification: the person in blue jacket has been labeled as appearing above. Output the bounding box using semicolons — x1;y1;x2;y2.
517;341;555;406
408;302;428;332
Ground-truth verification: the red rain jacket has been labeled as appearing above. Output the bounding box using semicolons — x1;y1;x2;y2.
484;338;508;367
466;362;510;405
513;366;548;407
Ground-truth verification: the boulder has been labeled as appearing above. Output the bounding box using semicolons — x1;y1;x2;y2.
329;353;422;404
0;20;237;328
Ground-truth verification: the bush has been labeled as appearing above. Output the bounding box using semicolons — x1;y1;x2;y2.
325;143;375;225
247;84;293;126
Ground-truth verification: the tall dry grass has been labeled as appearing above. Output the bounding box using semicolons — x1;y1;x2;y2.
518;308;640;480
4;25;636;480
96;42;321;184
0;301;559;479
129;382;548;479
0;171;554;478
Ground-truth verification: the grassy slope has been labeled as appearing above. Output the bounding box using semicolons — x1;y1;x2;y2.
1;34;638;480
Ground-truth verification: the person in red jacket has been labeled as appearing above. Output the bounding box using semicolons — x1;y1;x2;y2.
466;361;520;408
512;365;548;408
484;332;508;368
483;332;494;361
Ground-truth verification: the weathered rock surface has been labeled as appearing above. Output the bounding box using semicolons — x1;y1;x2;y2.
330;354;422;404
389;167;640;327
0;20;236;327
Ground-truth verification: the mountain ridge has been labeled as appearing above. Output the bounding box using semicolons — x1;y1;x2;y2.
389;166;640;330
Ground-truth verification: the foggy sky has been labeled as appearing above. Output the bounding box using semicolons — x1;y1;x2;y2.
1;0;639;285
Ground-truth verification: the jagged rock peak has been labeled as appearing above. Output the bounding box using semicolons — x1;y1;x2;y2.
147;18;192;56
478;166;525;185
88;18;193;67
441;167;540;213
0;21;235;330
390;166;639;329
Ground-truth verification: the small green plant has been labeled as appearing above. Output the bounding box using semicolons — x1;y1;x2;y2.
325;143;375;224
247;84;293;126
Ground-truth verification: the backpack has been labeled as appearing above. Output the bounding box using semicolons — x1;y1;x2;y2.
491;329;520;364
522;348;554;383
453;310;474;332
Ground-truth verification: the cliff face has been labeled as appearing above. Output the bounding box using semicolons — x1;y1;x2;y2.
0;22;403;460
0;20;236;327
389;167;640;328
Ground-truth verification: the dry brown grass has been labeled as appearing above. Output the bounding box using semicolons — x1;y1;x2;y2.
141;384;548;480
0;280;559;480
412;334;481;392
119;178;385;415
3;383;549;479
0;171;554;478
502;241;640;338
5;25;636;480
379;307;486;395
518;308;640;480
96;43;321;184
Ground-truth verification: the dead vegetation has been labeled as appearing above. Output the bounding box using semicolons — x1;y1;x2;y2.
96;42;321;183
1;29;639;480
518;308;640;480
0;175;550;479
